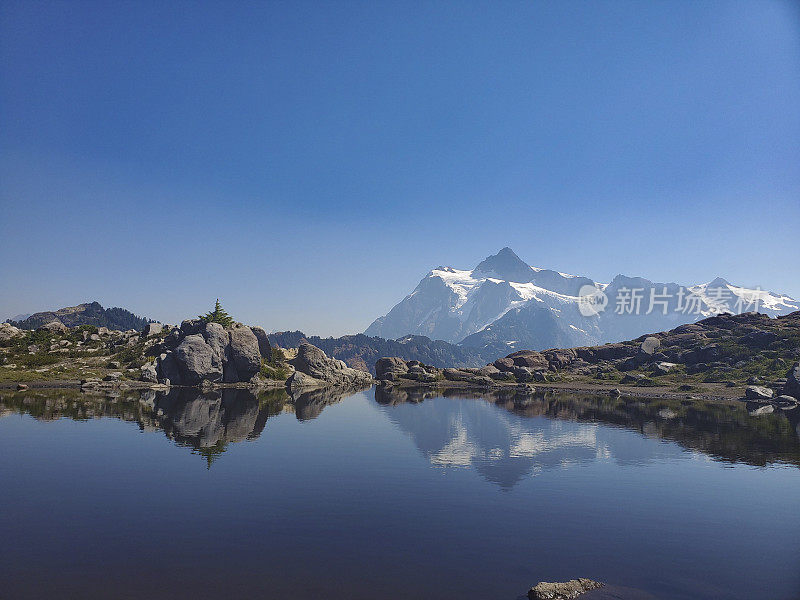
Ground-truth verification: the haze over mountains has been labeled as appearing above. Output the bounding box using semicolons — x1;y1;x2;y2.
366;248;798;354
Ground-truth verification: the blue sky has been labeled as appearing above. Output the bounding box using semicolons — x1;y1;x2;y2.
1;0;798;336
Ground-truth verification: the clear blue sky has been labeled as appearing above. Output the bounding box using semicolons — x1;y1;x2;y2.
1;0;798;336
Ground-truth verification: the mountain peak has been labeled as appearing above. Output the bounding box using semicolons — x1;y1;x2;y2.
707;277;731;288
474;248;534;283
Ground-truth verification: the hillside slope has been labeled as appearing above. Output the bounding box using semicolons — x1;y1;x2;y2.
8;302;152;331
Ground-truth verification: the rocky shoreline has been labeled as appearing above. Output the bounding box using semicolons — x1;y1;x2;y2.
373;311;800;412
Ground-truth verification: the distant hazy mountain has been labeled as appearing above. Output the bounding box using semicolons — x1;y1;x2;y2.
365;247;798;353
7;301;152;331
268;331;497;374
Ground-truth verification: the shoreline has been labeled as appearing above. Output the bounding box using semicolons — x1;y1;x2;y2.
378;379;745;403
2;376;746;404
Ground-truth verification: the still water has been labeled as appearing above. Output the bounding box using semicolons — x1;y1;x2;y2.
1;386;798;599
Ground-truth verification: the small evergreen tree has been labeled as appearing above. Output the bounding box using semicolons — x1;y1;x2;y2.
200;299;234;327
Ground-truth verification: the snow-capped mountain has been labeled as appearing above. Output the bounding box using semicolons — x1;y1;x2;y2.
364;248;798;352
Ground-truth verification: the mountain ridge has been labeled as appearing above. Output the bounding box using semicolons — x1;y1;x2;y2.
365;248;798;352
6;301;153;332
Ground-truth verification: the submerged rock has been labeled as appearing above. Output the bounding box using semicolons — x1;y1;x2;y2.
529;578;603;599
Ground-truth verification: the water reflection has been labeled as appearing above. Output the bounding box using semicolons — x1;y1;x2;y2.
0;386;356;466
2;385;799;479
376;386;800;488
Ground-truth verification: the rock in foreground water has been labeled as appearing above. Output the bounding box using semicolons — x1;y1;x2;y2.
529;578;603;600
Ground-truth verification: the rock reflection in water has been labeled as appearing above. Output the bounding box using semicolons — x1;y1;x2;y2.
0;384;370;465
290;387;352;421
375;385;800;489
142;388;287;465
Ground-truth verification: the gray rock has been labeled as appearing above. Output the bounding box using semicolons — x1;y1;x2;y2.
0;323;23;342
201;322;228;376
785;362;800;399
376;357;409;381
745;385;774;400
249;326;271;358
174;335;222;386
529;578;603;600
286;370;323;391
509;350;549;369
39;320;68;333
227;325;261;382
774;395;799;410
477;364;501;377
640;337;660;355
143;322;163;337
157;352;181;384
140;362;158;383
292;343;373;387
512;366;533;382
749;404;774;416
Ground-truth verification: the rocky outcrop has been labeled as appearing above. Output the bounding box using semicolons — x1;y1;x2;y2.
146;320;263;386
528;578;603;600
250;326;272;358
374;311;800;398
0;323;23;343
39;320;68;333
290;343;373;387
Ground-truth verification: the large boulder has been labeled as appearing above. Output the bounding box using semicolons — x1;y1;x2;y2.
201;322;229;366
292;343;372;387
640;337;660;355
157;352;181;383
508;350;549;370
142;322;163;337
140;362;158;383
249;326;272;358
39;320;67;333
0;323;23;343
375;357;409;381
174;334;223;386
227;325;261;382
286;370;324;391
493;357;516;372
745;385;774;401
785;362;800;400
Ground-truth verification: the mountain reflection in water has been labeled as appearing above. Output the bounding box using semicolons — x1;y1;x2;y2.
375;386;800;488
1;385;798;478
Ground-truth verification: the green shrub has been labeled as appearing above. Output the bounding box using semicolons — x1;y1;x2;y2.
260;361;290;381
17;353;61;368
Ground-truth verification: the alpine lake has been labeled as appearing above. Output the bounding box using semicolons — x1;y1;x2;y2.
1;385;798;599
